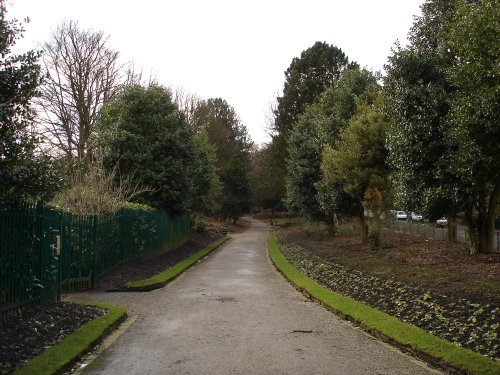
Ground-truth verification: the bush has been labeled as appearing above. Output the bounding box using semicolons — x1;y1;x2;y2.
121;202;155;212
302;222;329;240
195;218;208;232
51;162;151;215
367;228;381;250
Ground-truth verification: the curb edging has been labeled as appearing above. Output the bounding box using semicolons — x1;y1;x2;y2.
123;236;230;291
267;232;500;375
14;302;127;375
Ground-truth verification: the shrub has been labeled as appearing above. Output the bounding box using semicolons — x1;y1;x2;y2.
51;162;151;215
367;228;381;250
195;218;208;232
302;222;329;240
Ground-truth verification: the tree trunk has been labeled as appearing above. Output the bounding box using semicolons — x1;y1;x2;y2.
485;184;499;253
447;216;457;242
465;210;478;254
332;212;339;236
478;219;488;253
374;208;381;239
360;210;368;243
367;208;381;249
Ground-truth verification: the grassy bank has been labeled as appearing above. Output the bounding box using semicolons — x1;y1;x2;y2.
124;236;230;291
15;303;127;375
268;232;500;375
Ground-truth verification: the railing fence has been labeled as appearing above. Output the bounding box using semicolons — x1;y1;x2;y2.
387;219;500;252
0;201;189;317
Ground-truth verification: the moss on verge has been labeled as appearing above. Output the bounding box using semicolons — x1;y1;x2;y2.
124;236;230;291
15;303;127;375
268;232;500;375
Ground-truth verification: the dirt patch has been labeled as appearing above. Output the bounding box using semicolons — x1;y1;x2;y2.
275;232;499;360
0;301;105;374
286;223;500;305
275;220;500;360
97;216;250;290
97;230;221;290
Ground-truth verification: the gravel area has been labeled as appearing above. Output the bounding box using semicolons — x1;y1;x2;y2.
275;232;499;360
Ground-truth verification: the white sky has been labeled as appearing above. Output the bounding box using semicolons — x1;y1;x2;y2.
7;0;423;145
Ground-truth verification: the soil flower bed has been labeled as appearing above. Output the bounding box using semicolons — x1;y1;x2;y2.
275;232;499;360
0;301;106;374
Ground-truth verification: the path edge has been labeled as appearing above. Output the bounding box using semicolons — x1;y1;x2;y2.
123;236;230;291
267;232;500;375
14;302;127;375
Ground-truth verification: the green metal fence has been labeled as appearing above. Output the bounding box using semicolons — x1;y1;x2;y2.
0;201;190;317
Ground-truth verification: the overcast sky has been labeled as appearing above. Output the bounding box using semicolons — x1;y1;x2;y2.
8;0;423;144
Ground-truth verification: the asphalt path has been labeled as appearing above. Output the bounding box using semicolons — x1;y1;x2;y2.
68;218;440;374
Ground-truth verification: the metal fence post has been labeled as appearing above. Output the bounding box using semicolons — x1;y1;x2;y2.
92;215;98;289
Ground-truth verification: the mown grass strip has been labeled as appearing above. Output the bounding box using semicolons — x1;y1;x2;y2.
15;303;127;375
267;232;500;375
124;236;230;291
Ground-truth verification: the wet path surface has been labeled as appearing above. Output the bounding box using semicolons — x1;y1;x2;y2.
67;218;439;374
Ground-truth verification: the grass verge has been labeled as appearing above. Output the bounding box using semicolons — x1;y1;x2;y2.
124;236;230;291
15;303;127;375
268;232;500;375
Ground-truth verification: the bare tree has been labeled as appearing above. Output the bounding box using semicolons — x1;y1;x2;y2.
37;20;121;166
174;86;203;125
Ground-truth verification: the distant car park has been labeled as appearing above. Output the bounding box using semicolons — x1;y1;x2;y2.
396;211;407;220
436;217;448;227
410;212;423;222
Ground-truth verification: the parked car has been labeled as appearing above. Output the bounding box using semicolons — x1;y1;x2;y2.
396;211;407;220
436;217;448;227
410;212;423;222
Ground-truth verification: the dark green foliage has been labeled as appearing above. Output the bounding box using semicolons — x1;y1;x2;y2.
189;129;220;214
249;143;285;213
315;179;359;222
194;217;208;232
193;98;253;221
315;68;380;147
285;67;381;221
444;0;500;253
285;106;324;220
0;3;61;202
384;0;499;253
322;98;390;205
384;0;460;226
269;42;355;209
384;42;454;219
193;98;252;170
219;153;252;222
274;41;354;138
98;84;196;215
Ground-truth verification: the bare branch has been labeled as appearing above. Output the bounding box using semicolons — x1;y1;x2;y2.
36;20;123;167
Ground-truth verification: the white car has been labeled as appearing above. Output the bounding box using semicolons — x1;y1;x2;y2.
396;211;407;220
436;217;448;227
410;212;423;222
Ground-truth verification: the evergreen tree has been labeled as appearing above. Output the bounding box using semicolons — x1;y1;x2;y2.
98;84;196;215
0;2;61;202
